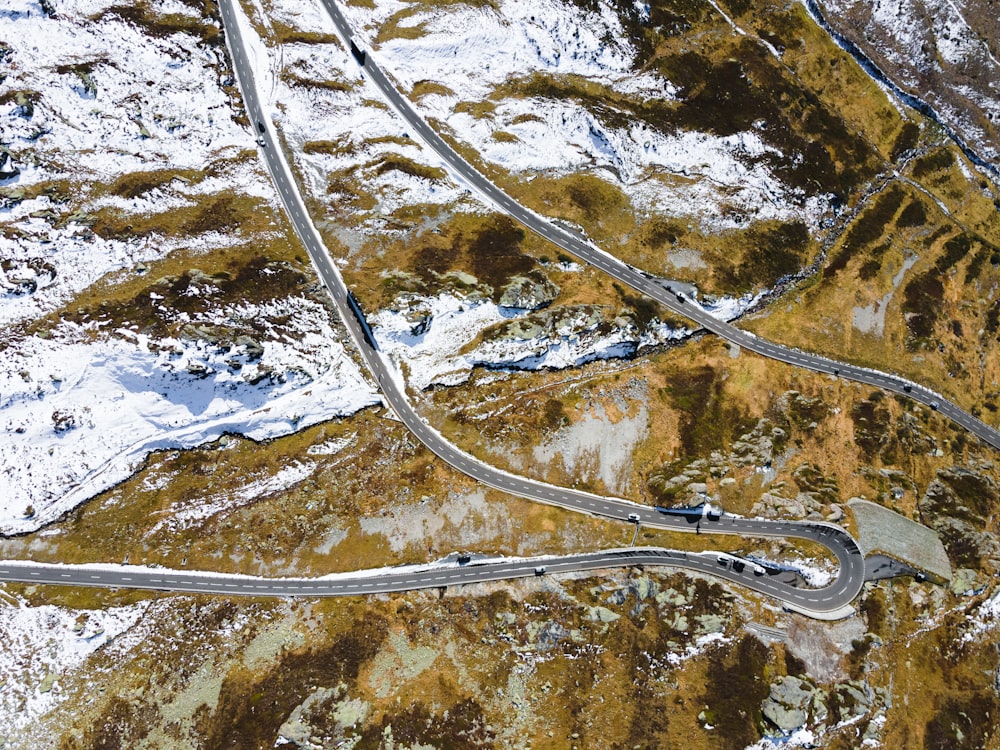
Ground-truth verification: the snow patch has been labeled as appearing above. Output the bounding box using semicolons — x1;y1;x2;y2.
371;288;760;389
374;0;659;100
0;591;149;736
664;630;731;667
0;297;379;534
744;728;819;750
748;554;836;587
145;461;317;536
371;292;512;389
960;587;1000;644
307;434;356;456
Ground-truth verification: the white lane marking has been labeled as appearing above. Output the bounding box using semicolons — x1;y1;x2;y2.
212;0;877;610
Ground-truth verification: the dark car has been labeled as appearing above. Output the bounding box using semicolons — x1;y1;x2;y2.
257;120;265;134
457;554;471;565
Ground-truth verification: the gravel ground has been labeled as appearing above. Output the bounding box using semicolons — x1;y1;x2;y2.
849;499;952;580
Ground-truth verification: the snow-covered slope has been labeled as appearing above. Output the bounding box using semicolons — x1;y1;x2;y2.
0;189;264;327
1;0;248;182
814;0;1000;164
0;0;380;533
0;299;379;534
0;589;149;736
269;0;826;237
345;0;826;230
0;0;270;323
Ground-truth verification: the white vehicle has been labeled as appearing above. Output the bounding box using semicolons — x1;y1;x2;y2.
628;513;640;522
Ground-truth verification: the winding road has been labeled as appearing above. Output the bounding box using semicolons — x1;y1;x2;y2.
317;0;1000;453
6;0;971;619
0;541;856;614
210;0;866;617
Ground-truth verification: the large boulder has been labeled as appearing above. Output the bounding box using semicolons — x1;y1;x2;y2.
831;681;872;722
585;606;620;623
761;675;815;733
498;274;559;310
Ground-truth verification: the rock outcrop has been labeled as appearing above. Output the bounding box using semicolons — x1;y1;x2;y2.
761;676;874;736
498;274;559;310
761;675;815;732
919;464;1000;568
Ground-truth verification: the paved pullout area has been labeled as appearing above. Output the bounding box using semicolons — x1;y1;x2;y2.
850;499;952;581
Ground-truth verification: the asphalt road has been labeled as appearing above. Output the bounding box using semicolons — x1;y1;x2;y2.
316;0;1000;454
0;0;935;619
104;0;871;619
0;0;867;620
0;543;856;611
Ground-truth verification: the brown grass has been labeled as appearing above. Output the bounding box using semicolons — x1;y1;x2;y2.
411;80;455;99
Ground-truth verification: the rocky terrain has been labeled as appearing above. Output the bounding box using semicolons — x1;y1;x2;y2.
811;0;1000;166
1;0;1000;747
